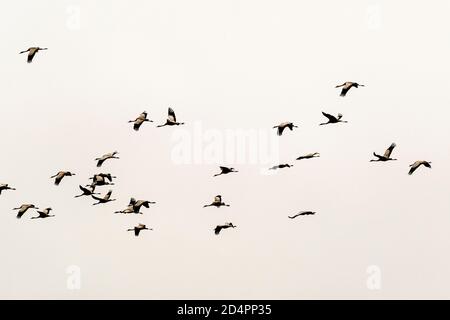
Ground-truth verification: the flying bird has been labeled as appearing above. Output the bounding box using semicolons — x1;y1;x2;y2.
269;164;293;170
0;184;16;195
50;171;75;185
89;173;116;186
75;185;99;198
157;107;185;127
296;152;320;160
13;204;38;219
408;160;432;175
335;82;365;97
214;222;236;235
370;143;397;162
288;211;316;219
319;112;347;126
127;224;152;236
203;195;230;208
129;111;153;131
115;205;139;215
129;197;156;213
213;166;238;177
19;47;47;63
31;208;54;219
273;122;298;136
95;151;119;167
92;190;116;205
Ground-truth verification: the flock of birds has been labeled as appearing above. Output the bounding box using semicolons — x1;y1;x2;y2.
3;47;433;236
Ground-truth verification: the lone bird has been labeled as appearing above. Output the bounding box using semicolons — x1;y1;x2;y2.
273;122;298;136
269;164;293;170
127;224;152;236
203;195;230;208
157;107;185;127
370;143;397;162
408;160;432;175
129;111;153;131
13;204;38;219
296;152;320;160
92;190;116;205
214;222;236;235
0;184;16;195
50;171;75;185
319;112;347;126
75;185;99;198
288;211;316;219
31;208;55;219
129;197;156;213
335;82;365;97
20;47;47;63
89;173;116;186
214;166;238;177
95;151;119;167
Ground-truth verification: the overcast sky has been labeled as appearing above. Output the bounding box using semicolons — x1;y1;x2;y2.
1;0;450;299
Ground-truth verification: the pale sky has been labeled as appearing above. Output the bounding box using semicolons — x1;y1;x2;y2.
1;0;450;299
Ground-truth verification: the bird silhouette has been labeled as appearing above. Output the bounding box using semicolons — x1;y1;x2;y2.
296;152;320;160
214;222;236;235
20;47;47;63
95;152;119;167
92;190;116;205
213;166;238;177
31;208;55;219
319;112;347;125
335;82;365;97
288;211;316;219
157;108;185;127
50;171;75;186
203;195;230;208
0;184;16;195
273;122;298;136
370;143;397;162
129;111;153;131
13;204;38;219
127;224;152;236
408;160;432;175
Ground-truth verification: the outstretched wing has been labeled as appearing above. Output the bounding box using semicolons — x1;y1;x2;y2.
214;226;222;235
408;162;419;175
168;107;176;122
277;126;284;136
104;190;112;200
383;143;396;158
322;112;336;122
134;118;144;131
54;172;64;185
91;195;103;201
96;159;105;167
27;48;38;63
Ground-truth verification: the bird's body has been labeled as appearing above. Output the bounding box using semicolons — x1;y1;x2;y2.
214;222;236;235
75;185;99;198
371;143;397;162
127;223;152;236
296;152;320;160
129;111;152;131
31;208;54;219
214;166;238;177
288;211;316;219
157;108;184;127
335;81;364;97
92;190;116;205
50;171;75;185
408;160;432;175
273;122;298;136
0;184;16;195
95;151;119;167
13;204;38;219
319;112;347;125
269;164;293;170
19;47;47;63
203;195;230;208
